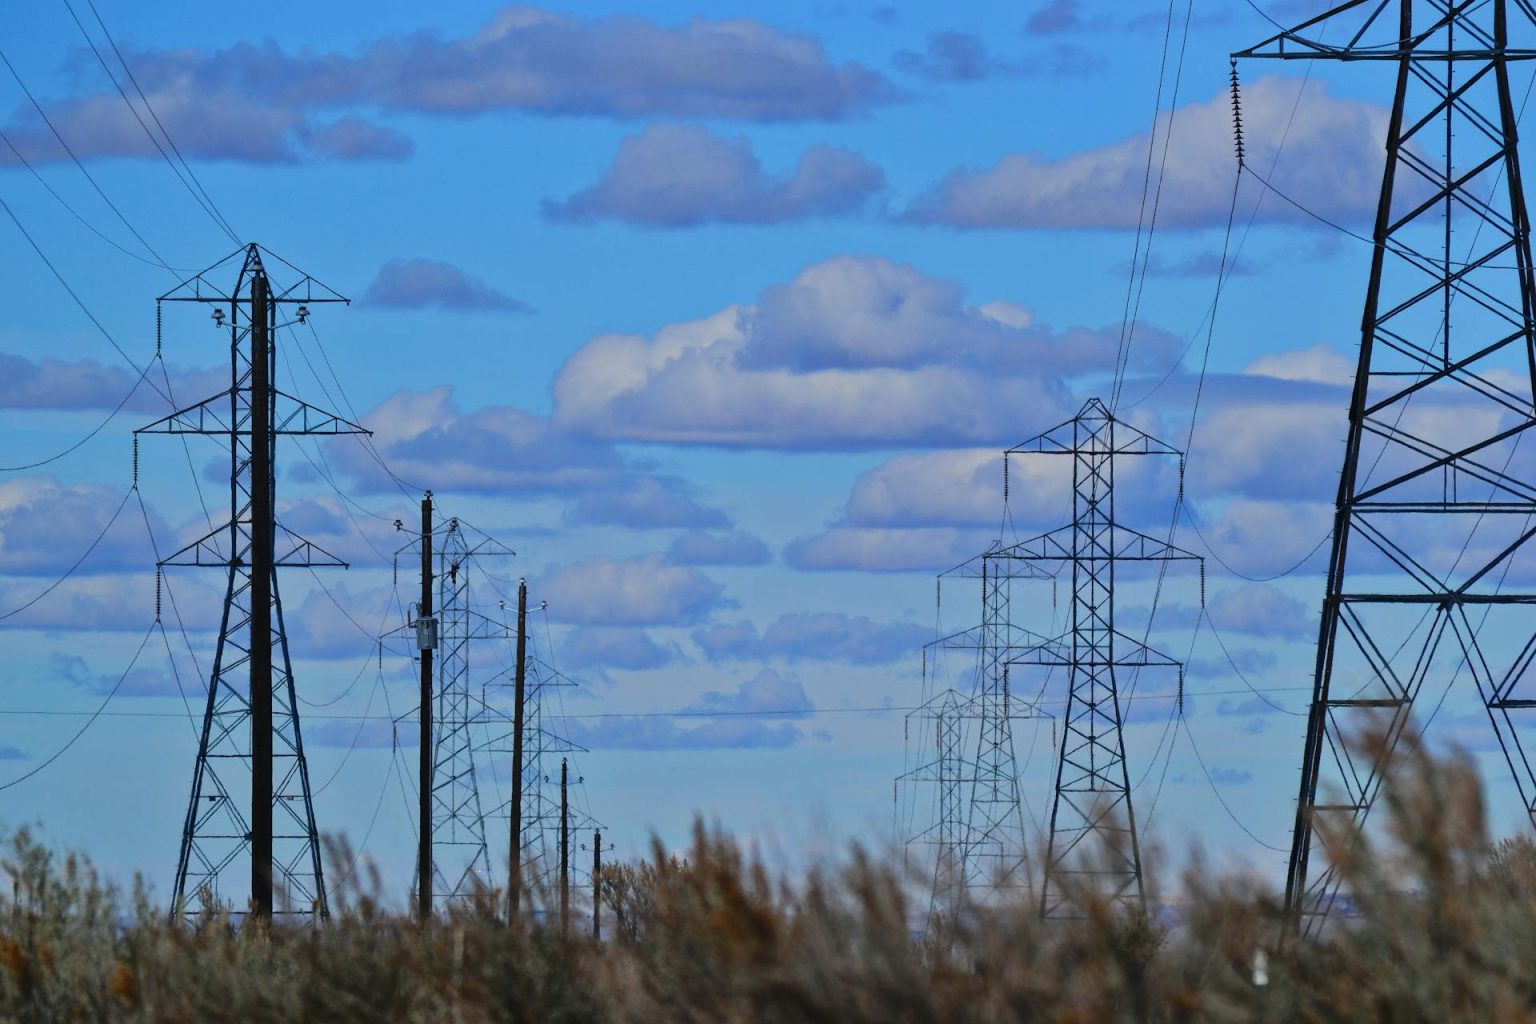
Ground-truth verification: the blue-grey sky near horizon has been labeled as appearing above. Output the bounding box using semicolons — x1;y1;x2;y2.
0;0;1528;906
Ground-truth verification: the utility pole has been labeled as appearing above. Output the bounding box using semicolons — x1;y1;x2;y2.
1237;0;1536;938
592;829;602;941
560;757;570;937
248;268;273;919
508;578;528;920
417;492;434;922
152;244;360;922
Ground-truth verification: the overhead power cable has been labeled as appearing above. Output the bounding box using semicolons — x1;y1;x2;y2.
0;482;135;622
0;620;155;792
63;0;241;242
1180;716;1289;853
0;46;177;271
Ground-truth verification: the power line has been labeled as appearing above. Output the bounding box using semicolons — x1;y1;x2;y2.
0;620;154;792
0;46;177;271
1111;0;1195;410
0;481;135;622
0;684;1318;723
0;365;151;472
63;0;241;242
0;187;168;403
0;128;178;269
1179;715;1289;853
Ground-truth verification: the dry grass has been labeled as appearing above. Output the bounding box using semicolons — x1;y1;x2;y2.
1;736;1533;1022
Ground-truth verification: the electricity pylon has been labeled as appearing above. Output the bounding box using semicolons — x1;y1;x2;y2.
901;451;1053;915
1002;398;1198;918
1238;1;1536;937
144;244;365;920
431;517;517;909
898;686;974;921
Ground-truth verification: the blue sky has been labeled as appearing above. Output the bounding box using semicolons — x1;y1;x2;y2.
0;0;1529;907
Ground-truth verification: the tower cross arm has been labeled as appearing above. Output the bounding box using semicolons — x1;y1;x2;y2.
136;390;370;437
1234;0;1536;62
1006;398;1181;458
996;523;1202;563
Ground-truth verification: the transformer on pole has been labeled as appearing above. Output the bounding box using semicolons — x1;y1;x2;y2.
1237;0;1536;937
145;243;364;921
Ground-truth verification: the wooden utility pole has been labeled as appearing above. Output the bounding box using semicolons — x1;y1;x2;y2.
249;268;274;919
592;830;602;941
560;757;569;937
508;578;528;920
417;491;434;921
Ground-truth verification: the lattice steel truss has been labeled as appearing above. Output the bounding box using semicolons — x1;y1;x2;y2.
430;520;494;907
1003;398;1198;918
933;551;1052;902
145;244;364;920
899;687;975;921
503;657;591;901
1238;0;1536;937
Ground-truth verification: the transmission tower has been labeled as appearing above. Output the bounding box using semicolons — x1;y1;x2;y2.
431;517;518;909
506;654;590;902
143;243;364;920
1002;398;1198;918
1238;1;1536;936
900;454;1055;913
899;686;976;921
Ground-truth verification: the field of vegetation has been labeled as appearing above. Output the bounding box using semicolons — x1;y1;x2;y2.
0;734;1531;1022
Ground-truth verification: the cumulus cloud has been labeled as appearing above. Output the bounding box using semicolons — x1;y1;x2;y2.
327;386;623;496
52;651;188;698
1025;0;1087;33
286;581;396;660
0;352;220;414
566;668;810;749
1205;583;1314;639
361;259;532;313
906;76;1388;229
535;555;726;626
0;573;176;632
0;88;407;167
565;715;802;750
782;526;991;573
692;612;927;664
0;478;158;577
685;668;812;716
551;255;1178;449
559;626;680;670
665;530;773;566
8;7;893;166
563;476;729;530
545;124;885;226
308;720;411;749
893;32;1012;81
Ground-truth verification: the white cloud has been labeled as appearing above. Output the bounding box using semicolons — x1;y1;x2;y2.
534;554;726;626
551;256;1177;449
905;76;1388;230
545;124;884;226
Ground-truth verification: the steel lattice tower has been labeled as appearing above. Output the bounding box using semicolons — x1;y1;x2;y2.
144;244;364;920
1238;1;1536;936
510;658;586;899
431;519;494;906
957;549;1045;897
898;686;975;921
904;460;1053;910
1003;399;1198;918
